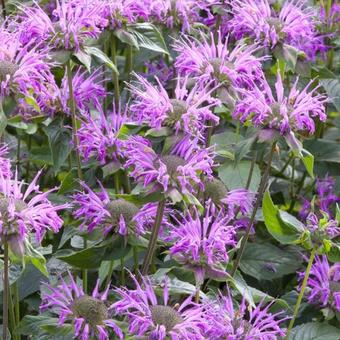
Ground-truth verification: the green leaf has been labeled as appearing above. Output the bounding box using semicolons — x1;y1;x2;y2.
73;50;91;71
83;46;119;75
218;160;261;192
0;104;8;136
288;322;340;340
320;79;340;112
239;243;302;280
43;118;72;173
304;139;340;164
58;169;79;194
328;243;340;263
114;28;139;48
273;43;299;71
24;96;40;112
102;161;121;178
262;191;302;244
301;148;314;179
127;23;169;55
24;241;48;276
234;136;256;164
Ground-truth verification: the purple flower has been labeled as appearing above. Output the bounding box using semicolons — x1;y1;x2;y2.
124;135;215;193
19;0;108;51
173;31;267;88
0;170;68;257
166;202;237;285
73;182;142;236
204;291;287;339
0;28;59;117
233;71;327;135
301;255;340;312
144;58;174;86
305;212;339;240
60;67;106;115
129;74;220;137
0;145;12;179
40;272;123;340
300;175;340;220
112;273;208;339
229;0;323;59
77;104;129;164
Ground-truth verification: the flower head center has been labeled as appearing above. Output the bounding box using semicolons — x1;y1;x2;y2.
150;305;183;331
105;199;139;226
159;155;186;176
0;198;28;220
204;178;228;204
167;99;187;125
72;295;108;326
209;58;233;83
329;281;340;294
0;60;19;81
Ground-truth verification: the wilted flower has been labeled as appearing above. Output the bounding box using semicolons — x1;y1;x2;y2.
174;31;267;88
19;0;108;51
204;291;287;339
228;0;323;59
40;272;123;340
233;72;327;135
129;74;220;137
166;202;236;285
73;182;141;236
112;273;208;339
60;67;106;115
77;104;129;164
0;29;58;116
300;255;340;312
124;135;215;193
0;170;68;257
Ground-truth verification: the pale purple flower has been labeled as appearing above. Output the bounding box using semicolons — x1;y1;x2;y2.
173;31;267;88
60;67;106;115
40;272;123;340
166;201;237;285
112;273;208;339
300;255;340;312
0;170;68;257
124;135;215;193
144;58;174;86
305;212;339;240
0;28;59;117
73;182;142;236
129;74;220;137
233;71;327;135
0;145;11;179
18;0;108;51
204;291;287;339
77;105;129;164
228;0;323;59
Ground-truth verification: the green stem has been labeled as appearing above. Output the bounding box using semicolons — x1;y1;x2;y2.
8;284;16;340
82;239;88;294
288;172;307;213
111;34;120;108
245;150;257;190
14;282;19;325
105;260;115;288
1;0;6;19
133;247;139;274
284;248;317;340
125;45;133;90
3;237;9;340
66;60;83;181
141;199;166;276
25;135;32;183
114;172;120;194
120;257;125;286
195;287;200;304
230;143;276;277
278;153;294;177
16;138;21;176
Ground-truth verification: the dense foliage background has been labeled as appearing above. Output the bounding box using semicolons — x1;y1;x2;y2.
0;0;339;339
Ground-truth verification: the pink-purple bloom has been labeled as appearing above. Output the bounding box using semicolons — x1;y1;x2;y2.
19;0;108;51
228;0;323;59
204;291;287;339
166;201;237;285
40;272;123;340
112;273;208;339
233;72;327;135
301;255;340;312
124;135;215;193
174;31;267;88
60;67;106;115
77;105;129;164
0;170;68;257
73;182;142;236
129;74;220;137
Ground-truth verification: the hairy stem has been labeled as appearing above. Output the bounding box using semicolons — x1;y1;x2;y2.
111;34;120;108
284;248;316;339
141;199;166;276
3;237;9;340
133;246;139;274
230;143;276;277
25;135;32;183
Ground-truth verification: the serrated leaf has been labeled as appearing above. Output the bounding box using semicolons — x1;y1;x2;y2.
288;322;340;340
114;28;139;48
73;50;91;71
